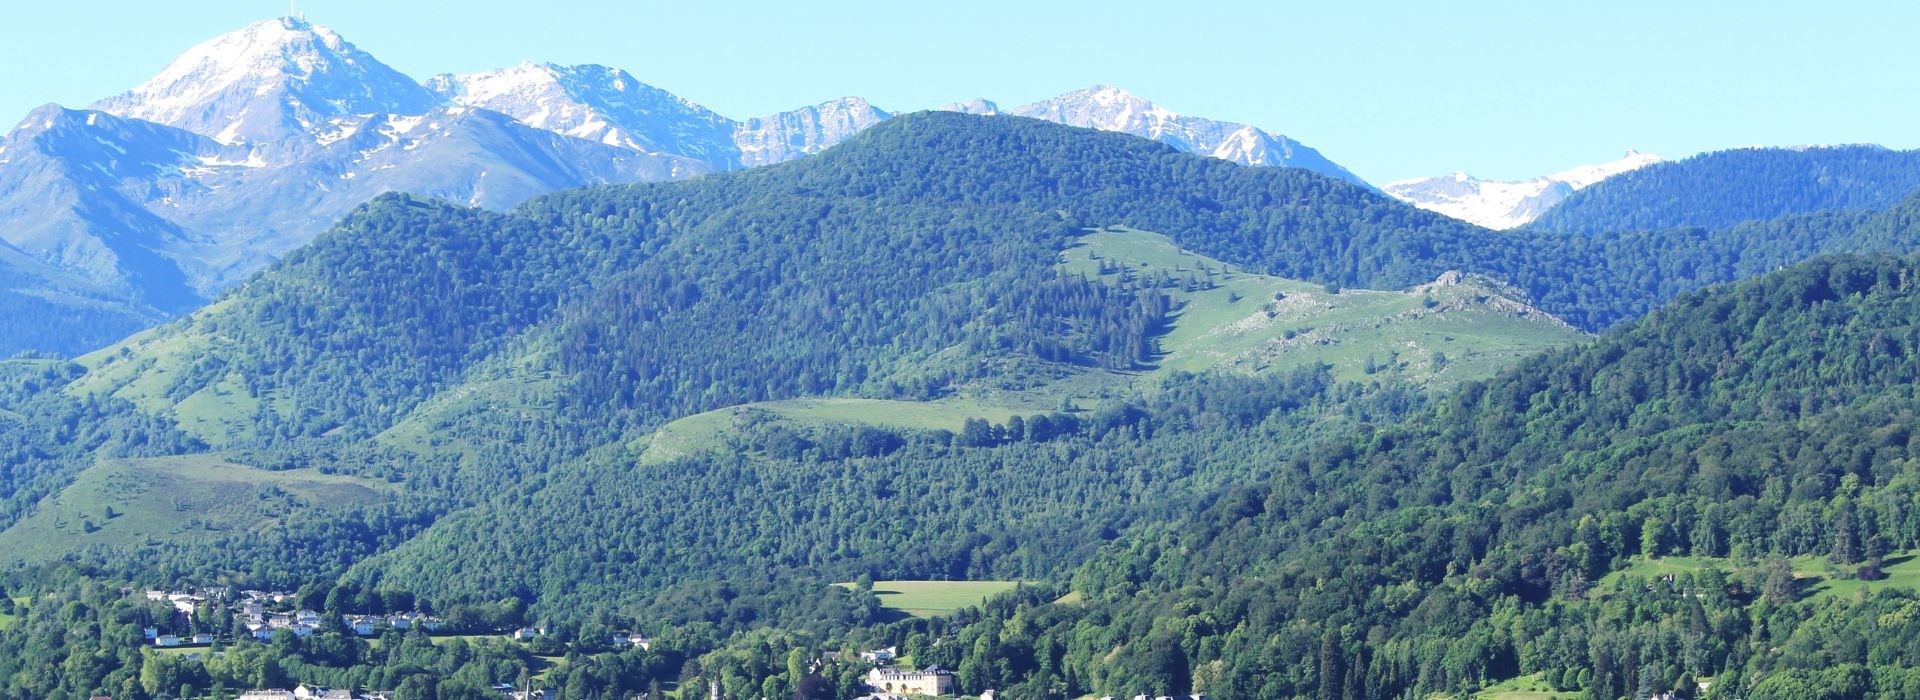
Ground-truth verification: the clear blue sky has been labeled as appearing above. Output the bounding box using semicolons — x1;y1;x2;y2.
4;0;1917;183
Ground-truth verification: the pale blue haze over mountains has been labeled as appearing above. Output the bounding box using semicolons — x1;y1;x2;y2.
3;0;1917;184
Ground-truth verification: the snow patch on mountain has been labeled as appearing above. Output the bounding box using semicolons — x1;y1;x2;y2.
1384;151;1663;229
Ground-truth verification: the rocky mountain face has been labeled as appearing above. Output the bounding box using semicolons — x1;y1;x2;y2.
1383;151;1663;229
733;97;894;168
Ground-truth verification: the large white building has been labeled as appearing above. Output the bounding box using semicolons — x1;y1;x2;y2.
865;666;956;697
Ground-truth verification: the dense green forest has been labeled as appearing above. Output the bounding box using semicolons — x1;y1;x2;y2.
1531;145;1920;235
8;113;1920;699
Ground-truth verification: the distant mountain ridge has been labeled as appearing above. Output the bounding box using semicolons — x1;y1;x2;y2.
1528;144;1920;234
0;18;1367;356
431;73;1364;183
1384;151;1663;229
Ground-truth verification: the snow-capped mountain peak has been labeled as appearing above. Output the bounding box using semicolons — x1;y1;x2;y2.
1004;85;1368;186
92;16;438;145
428;62;739;168
1384;151;1665;230
1013;85;1180;137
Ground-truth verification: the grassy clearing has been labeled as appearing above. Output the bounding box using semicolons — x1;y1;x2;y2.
1598;553;1920;601
153;645;220;656
1058;227;1585;386
765;397;1028;431
833;580;1024;618
0;454;396;563
169;371;261;445
1471;673;1573;699
638;397;1040;465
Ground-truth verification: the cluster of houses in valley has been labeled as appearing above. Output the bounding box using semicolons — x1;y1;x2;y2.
139;587;444;646
131;590;1193;700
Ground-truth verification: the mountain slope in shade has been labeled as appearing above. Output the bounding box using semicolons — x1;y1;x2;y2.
1384;150;1662;229
427;62;741;170
92;17;439;145
0;105;225;311
0;21;712;347
1003;86;1369;187
0;101;705;313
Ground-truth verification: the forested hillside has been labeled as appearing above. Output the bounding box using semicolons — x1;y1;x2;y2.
9;113;1920;700
1531;145;1920;234
69;115;1920;448
858;254;1920;699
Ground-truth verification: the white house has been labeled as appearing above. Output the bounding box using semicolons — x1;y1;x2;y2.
154;634;182;647
192;633;216;645
293;685;352;700
860;646;899;663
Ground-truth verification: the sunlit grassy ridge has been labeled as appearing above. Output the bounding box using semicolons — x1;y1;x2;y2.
0;455;395;563
1060;226;1585;385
